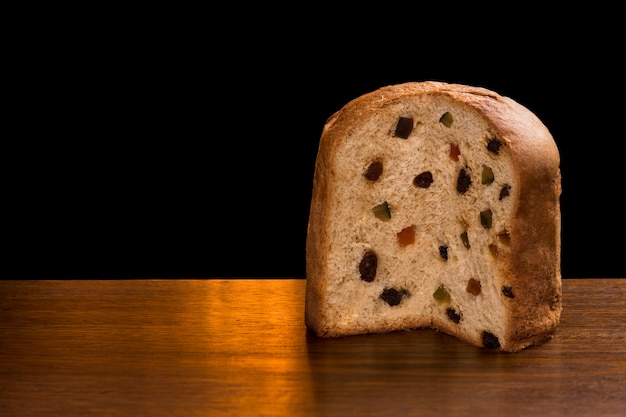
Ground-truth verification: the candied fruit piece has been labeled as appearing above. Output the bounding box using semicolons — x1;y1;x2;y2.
413;171;433;188
380;288;408;306
449;143;460;162
466;278;481;295
433;284;450;303
359;251;378;282
394;117;414;139
439;245;448;260
499;184;511;200
456;168;471;194
373;202;391;221
439;112;453;127
480;209;493;229
364;161;383;181
460;231;471;249
397;225;415;246
446;308;461;324
482;331;501;349
481;166;494;185
487;138;503;154
502;285;515;299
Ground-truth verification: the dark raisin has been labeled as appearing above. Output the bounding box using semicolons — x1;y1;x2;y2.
487;138;503;154
466;278;481;295
482;331;501;349
359;251;378;282
413;171;434;188
439;245;448;260
480;209;493;229
502;285;515;298
460;231;470;249
394;117;414;139
446;308;462;324
456;168;471;194
380;288;408;306
364;161;383;181
499;184;511;200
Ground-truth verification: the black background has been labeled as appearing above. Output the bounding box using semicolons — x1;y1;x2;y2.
6;8;625;279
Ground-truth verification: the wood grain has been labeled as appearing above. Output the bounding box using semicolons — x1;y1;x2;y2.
0;279;624;417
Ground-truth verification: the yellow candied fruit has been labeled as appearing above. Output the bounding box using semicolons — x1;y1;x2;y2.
433;284;450;303
481;166;494;184
439;112;453;127
373;202;391;221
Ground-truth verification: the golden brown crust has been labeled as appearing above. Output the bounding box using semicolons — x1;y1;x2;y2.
305;81;562;351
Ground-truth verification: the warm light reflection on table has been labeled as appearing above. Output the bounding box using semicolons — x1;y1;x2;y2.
203;280;315;415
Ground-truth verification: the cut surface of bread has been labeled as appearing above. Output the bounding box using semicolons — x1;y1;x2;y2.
305;81;562;352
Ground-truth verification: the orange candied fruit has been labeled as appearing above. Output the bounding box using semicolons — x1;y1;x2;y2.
397;225;415;246
466;278;482;295
449;143;460;162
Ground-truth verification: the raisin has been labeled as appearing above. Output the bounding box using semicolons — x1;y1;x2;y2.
380;288;408;306
359;251;378;282
488;244;498;257
480;209;493;229
481;166;494;185
487;138;503;154
433;285;450;303
460;231;470;249
413;171;433;188
439;112;453;127
439;245;448;260
446;308;461;324
499;184;511;200
482;331;501;349
449;143;460;161
466;278;481;295
456;168;471;194
364;161;383;181
502;285;515;298
394;117;414;139
397;225;415;246
373;202;391;221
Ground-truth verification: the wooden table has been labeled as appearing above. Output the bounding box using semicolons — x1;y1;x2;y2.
0;279;624;417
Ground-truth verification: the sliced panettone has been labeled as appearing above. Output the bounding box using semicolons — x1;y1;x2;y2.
305;81;562;352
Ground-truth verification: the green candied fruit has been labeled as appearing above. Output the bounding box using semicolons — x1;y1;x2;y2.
433;284;450;303
439;112;453;127
373;201;391;221
481;166;494;185
480;209;493;229
460;231;470;249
